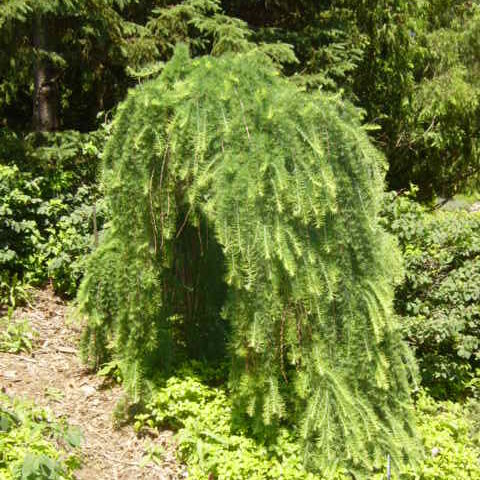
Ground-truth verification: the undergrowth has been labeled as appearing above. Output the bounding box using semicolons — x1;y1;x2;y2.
0;316;36;354
402;393;480;480
0;128;106;303
134;368;337;480
0;289;36;354
0;394;82;480
133;366;480;480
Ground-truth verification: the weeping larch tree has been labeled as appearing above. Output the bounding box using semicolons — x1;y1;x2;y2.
78;45;420;477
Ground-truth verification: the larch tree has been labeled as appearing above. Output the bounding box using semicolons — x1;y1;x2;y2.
78;45;420;477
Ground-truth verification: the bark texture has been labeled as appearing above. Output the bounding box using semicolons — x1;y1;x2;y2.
33;13;58;131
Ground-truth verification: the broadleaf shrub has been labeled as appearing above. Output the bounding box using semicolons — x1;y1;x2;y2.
383;190;480;399
41;186;107;297
0;128;107;301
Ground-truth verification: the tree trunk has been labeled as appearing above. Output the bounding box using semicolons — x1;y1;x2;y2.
32;13;58;131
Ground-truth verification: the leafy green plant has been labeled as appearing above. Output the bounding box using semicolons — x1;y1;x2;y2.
383;189;480;399
41;187;107;297
97;359;124;385
0;274;31;313
134;373;348;480
136;372;480;480
0;163;44;288
0;276;36;354
0;315;36;354
403;393;480;480
0;128;107;299
0;394;82;480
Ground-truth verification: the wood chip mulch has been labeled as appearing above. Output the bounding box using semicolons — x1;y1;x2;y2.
0;287;185;480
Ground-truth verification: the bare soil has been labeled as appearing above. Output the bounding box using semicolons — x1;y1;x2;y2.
0;287;183;480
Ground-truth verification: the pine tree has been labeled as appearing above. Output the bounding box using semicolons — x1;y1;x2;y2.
78;45;421;477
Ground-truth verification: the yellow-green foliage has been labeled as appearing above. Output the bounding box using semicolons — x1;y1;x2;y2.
403;393;480;480
135;372;345;480
136;375;480;480
0;394;81;480
79;45;420;477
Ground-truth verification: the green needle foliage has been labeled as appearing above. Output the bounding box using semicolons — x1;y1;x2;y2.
78;45;420;477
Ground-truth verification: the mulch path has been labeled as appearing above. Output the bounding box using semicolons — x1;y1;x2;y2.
0;287;184;480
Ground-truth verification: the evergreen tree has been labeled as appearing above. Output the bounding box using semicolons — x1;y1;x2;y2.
0;0;158;130
78;46;420;477
393;1;480;199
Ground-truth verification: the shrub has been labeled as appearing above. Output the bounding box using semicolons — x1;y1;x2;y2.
0;394;82;480
40;186;107;297
0;128;107;300
0;163;44;288
383;190;480;399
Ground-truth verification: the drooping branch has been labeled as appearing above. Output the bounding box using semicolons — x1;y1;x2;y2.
78;45;421;478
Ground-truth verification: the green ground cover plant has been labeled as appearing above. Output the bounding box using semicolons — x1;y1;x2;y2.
134;368;480;480
134;368;351;480
0;275;35;354
0;394;82;480
402;393;480;480
0;315;36;354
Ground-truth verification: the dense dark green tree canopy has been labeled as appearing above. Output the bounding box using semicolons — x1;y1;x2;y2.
1;0;479;198
0;0;152;130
